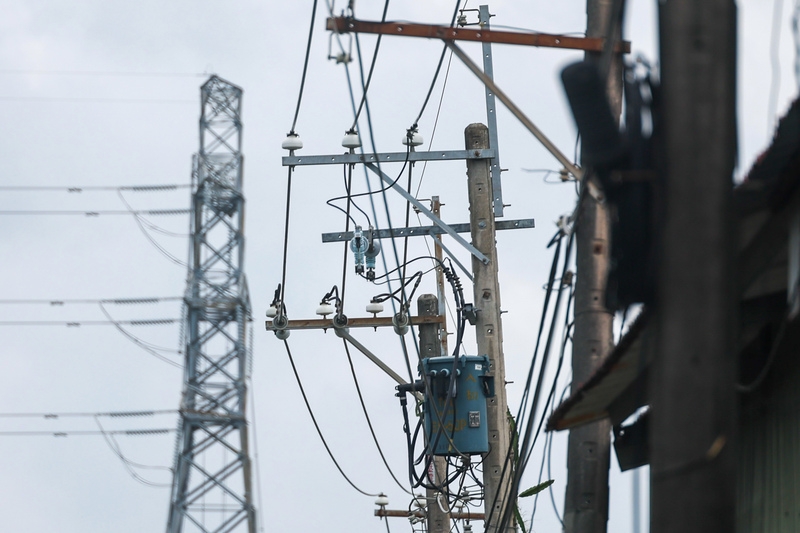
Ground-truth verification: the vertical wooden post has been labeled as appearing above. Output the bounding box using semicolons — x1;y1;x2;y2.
563;0;619;530
418;294;450;533
465;123;513;532
651;2;737;532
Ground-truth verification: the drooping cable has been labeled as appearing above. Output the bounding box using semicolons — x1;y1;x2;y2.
95;416;173;487
290;0;320;134
118;190;187;267
350;0;391;129
278;166;294;316
496;232;575;533
342;340;412;494
483;231;564;529
282;339;379;497
412;0;463;126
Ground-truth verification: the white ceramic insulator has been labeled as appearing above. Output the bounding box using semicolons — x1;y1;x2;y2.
375;494;389;507
265;306;278;318
316;303;335;316
402;131;424;147
413;495;427;508
282;134;303;150
366;301;384;314
342;131;361;149
275;328;290;340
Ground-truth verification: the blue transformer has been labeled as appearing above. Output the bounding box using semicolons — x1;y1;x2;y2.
421;354;494;456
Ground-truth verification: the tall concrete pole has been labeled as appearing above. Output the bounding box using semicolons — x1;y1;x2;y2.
651;2;737;532
465;123;513;533
417;294;450;533
562;1;621;531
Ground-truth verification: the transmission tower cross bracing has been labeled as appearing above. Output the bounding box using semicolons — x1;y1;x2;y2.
167;75;256;533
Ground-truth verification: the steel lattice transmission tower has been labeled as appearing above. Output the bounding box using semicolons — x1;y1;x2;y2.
167;75;256;533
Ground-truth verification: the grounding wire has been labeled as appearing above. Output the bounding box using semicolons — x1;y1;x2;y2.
342;340;413;494
282;339;379;497
289;0;320;134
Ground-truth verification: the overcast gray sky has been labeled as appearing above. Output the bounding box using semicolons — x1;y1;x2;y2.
0;1;794;532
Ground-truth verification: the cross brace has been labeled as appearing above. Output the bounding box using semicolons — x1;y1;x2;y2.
326;17;631;53
321;218;535;242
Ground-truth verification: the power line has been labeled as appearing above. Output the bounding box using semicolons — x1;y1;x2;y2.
0;428;174;437
0;409;176;418
289;0;320;133
0;96;195;104
0;209;189;216
0;69;206;78
0;297;181;305
0;319;178;326
0;184;190;192
283;339;380;498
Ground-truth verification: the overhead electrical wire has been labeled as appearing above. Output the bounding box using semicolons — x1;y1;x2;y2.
289;0;320;134
95;416;173;488
342;340;412;494
0;69;206;78
0;319;178;326
118;190;188;267
349;0;391;129
97;303;183;368
0;96;195;104
0;209;189;216
282;339;380;497
0;296;181;305
0;428;174;437
411;0;463;126
495;231;575;533
481;230;566;529
0;409;176;418
0;184;190;192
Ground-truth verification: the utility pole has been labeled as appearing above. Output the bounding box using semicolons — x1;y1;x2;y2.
466;123;513;533
167;76;256;533
563;0;621;531
417;293;450;533
651;2;737;532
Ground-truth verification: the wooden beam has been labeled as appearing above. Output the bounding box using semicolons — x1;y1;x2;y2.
326;17;631;54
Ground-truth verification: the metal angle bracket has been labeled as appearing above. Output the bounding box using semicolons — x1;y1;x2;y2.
281;148;495;167
321;218;535;241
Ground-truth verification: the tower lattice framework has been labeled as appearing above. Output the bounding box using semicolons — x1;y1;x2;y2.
167;75;256;533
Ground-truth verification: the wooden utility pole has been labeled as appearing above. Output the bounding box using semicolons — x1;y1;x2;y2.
417;293;450;533
651;2;737;532
465;123;513;533
563;1;621;532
